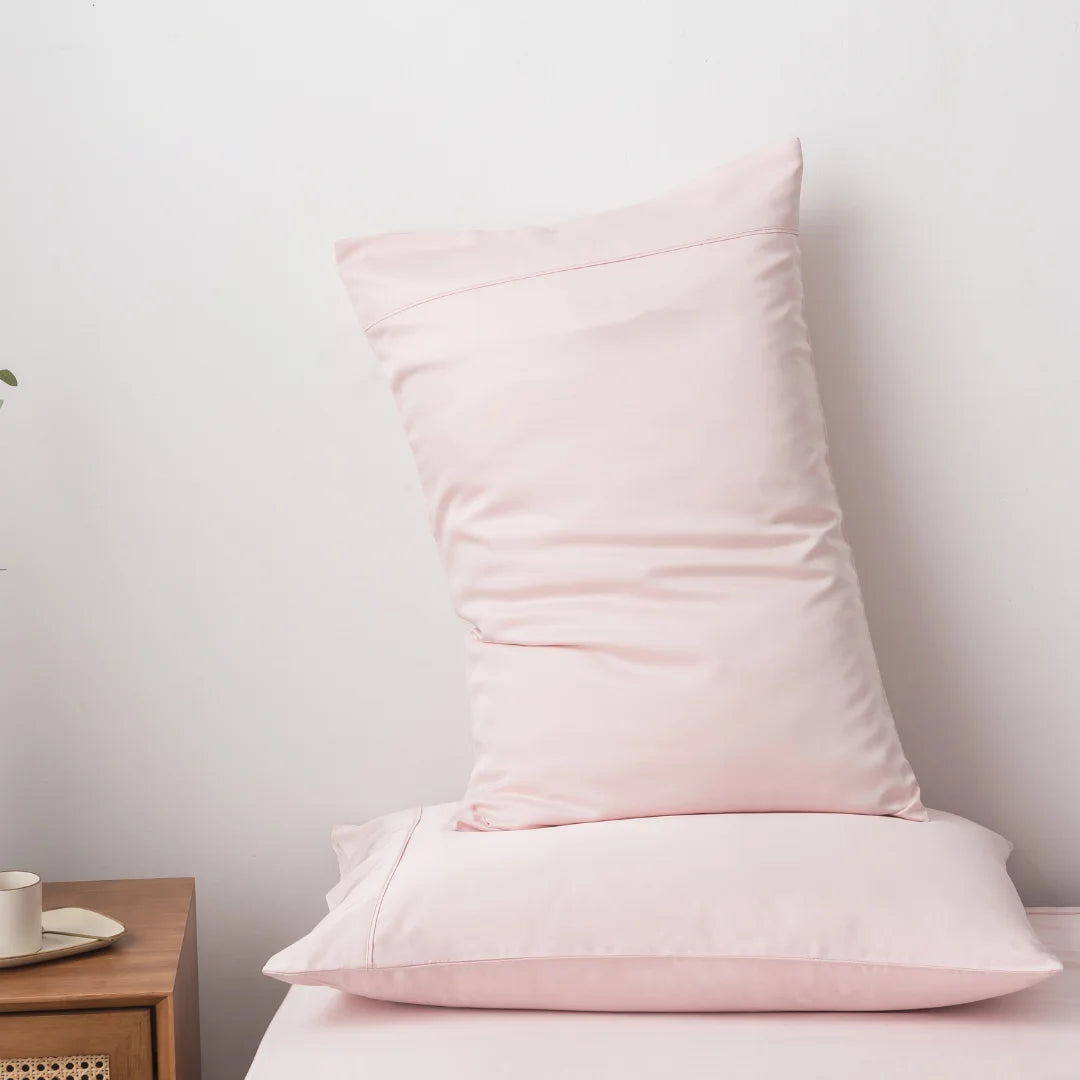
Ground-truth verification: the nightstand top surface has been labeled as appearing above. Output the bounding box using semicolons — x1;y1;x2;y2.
0;878;195;1012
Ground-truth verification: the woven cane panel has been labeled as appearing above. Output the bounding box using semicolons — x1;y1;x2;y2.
0;1056;109;1080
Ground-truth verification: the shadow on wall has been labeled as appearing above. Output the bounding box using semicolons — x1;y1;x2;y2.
799;201;1059;902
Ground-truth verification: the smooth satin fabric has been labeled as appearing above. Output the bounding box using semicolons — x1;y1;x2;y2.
251;911;1080;1080
264;805;1059;1011
337;139;924;830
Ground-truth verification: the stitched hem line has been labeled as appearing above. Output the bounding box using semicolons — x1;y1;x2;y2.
289;952;1060;979
362;225;797;331
366;806;422;968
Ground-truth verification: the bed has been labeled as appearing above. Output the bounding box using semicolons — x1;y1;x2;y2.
246;909;1078;1079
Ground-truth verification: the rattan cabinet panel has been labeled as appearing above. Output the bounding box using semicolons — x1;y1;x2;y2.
0;1012;151;1080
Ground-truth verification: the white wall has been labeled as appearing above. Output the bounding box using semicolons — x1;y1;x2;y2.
2;1;1078;1075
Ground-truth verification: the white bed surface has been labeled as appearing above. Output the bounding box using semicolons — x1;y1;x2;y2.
246;909;1080;1079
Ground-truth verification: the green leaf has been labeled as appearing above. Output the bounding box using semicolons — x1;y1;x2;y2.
0;370;16;387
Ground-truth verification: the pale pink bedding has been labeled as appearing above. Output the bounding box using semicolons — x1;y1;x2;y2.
247;909;1079;1079
265;807;1057;1010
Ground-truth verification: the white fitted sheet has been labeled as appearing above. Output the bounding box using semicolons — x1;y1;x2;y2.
246;909;1080;1080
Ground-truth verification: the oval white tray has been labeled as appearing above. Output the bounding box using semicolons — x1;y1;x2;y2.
0;908;126;969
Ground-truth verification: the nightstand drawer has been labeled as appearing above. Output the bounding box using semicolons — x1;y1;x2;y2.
0;1010;152;1080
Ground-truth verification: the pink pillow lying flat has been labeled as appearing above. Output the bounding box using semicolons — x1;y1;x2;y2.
337;139;924;830
264;805;1060;1011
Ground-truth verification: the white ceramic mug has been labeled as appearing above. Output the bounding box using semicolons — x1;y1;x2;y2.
0;871;43;958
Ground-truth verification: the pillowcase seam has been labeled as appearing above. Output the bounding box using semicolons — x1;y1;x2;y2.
366;806;423;968
287;953;1060;978
361;224;797;331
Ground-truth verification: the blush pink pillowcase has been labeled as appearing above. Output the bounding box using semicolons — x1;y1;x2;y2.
336;139;924;830
264;806;1060;1010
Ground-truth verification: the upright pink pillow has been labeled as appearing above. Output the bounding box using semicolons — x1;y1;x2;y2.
337;139;924;830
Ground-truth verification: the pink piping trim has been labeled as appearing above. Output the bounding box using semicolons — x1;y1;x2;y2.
362;225;797;331
366;806;422;968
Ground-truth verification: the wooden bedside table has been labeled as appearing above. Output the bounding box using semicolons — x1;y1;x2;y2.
0;879;200;1080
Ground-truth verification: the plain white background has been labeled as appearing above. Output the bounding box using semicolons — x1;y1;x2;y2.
2;1;1078;1075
